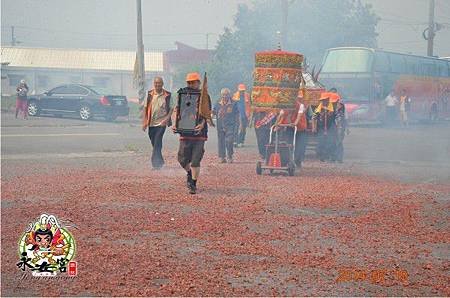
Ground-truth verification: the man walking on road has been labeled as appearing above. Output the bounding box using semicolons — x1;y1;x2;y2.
232;84;251;147
213;88;239;163
142;77;172;170
312;93;337;162
173;73;211;194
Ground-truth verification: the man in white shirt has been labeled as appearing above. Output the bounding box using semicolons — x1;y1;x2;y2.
142;77;172;169
384;91;398;126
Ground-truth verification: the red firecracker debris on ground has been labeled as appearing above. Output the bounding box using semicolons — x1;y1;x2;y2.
1;151;449;296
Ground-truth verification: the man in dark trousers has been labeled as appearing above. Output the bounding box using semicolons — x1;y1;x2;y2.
232;84;251;147
253;111;277;160
142;77;172;169
213;88;239;163
173;72;211;194
312;93;337;162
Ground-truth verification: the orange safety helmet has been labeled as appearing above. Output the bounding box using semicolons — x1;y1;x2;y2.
186;72;201;82
238;83;246;91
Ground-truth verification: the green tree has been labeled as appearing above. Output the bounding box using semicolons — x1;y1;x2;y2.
209;0;379;89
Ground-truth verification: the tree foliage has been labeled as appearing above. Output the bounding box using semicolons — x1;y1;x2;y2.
206;0;379;95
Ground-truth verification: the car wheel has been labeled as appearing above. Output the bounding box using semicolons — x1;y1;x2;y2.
28;101;40;116
79;105;92;120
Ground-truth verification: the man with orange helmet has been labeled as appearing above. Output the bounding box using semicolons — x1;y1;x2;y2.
329;88;348;162
232;84;251;147
172;72;211;194
312;92;337;162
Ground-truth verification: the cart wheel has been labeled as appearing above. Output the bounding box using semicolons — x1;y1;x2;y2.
288;162;295;176
256;161;262;175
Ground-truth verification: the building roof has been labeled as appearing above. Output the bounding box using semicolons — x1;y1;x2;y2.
164;42;214;72
0;46;164;72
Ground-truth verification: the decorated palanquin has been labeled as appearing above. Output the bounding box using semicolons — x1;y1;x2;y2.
251;50;304;111
298;78;325;107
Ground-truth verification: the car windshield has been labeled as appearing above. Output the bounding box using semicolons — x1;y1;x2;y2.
87;86;116;95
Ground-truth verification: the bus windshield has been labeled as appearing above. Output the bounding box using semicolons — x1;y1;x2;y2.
321;49;373;73
320;77;371;102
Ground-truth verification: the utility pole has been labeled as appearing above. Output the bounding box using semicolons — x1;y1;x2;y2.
281;0;288;50
427;0;435;56
11;26;16;46
136;0;146;104
206;33;209;50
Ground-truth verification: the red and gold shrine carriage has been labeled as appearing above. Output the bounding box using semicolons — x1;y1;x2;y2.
251;49;304;176
251;50;304;111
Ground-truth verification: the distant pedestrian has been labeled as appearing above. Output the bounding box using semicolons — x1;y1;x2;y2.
16;79;29;119
213;88;239;163
399;89;411;127
384;90;398;126
142;77;172;170
232;84;251;147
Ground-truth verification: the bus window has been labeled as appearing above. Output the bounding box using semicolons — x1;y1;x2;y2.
321;49;373;73
390;54;406;73
374;51;390;72
320;77;371;102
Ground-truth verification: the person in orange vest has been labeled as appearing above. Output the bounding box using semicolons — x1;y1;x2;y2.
328;88;347;162
142;77;172;169
232;84;251;147
334;100;348;163
312;92;336;162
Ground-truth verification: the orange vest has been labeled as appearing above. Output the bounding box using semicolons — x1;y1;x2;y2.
279;102;307;131
142;89;171;130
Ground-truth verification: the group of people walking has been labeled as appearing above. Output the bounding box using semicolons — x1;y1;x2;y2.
142;74;250;195
312;89;348;163
142;74;348;194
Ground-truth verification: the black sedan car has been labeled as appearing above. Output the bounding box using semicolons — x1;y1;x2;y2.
27;84;129;121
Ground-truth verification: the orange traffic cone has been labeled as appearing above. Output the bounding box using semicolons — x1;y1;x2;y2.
269;152;281;168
